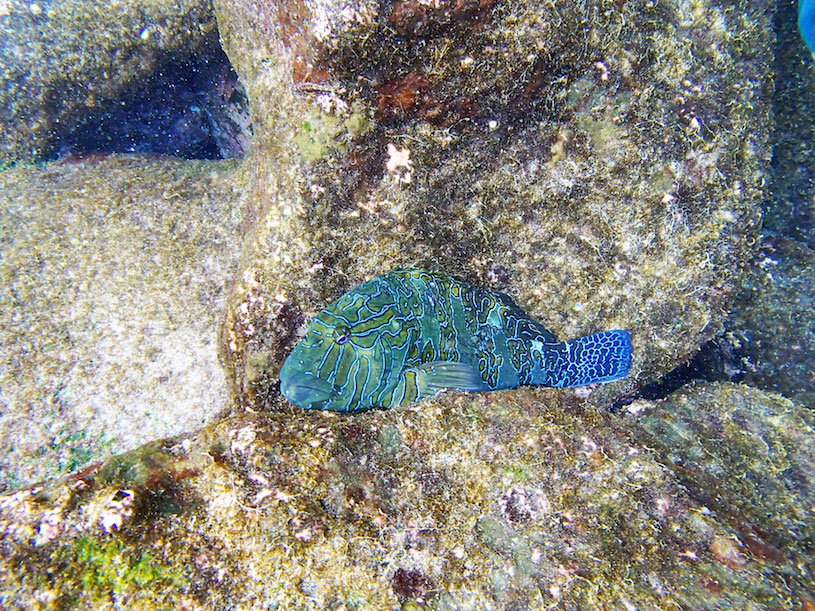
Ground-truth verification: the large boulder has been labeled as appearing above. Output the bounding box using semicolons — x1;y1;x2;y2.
628;381;815;562
0;383;812;608
213;0;772;410
0;156;244;491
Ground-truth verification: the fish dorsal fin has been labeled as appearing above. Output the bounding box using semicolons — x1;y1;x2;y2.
413;361;483;392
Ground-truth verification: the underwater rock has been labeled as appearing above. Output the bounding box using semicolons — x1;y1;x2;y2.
0;384;812;608
627;381;815;567
0;0;216;165
0;155;245;491
213;0;773;411
722;237;815;407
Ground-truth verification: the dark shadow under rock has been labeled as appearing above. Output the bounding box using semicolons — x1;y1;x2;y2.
49;38;250;161
0;0;224;165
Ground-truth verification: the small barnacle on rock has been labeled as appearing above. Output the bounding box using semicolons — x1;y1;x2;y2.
499;486;533;524
34;509;63;546
385;143;413;185
230;426;257;455
710;534;748;571
594;60;609;81
486;262;509;287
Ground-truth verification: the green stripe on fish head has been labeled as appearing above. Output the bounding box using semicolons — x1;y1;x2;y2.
279;277;416;411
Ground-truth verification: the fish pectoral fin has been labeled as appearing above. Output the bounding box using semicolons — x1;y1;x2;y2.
413;361;483;392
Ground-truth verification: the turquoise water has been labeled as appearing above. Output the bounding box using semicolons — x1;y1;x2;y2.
801;0;815;56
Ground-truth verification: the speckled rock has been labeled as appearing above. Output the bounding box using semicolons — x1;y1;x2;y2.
722;237;815;407
626;382;815;565
0;155;245;491
0;0;216;165
213;0;772;411
0;383;812;609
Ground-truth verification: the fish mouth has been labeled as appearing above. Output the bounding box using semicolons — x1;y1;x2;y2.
279;367;338;410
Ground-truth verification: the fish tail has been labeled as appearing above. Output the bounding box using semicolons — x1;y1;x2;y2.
544;330;632;387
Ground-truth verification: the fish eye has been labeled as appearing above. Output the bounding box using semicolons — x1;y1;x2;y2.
332;325;351;345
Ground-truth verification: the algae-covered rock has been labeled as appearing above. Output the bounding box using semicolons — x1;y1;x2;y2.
627;382;815;565
214;0;772;410
0;0;216;165
1;385;812;609
0;155;245;491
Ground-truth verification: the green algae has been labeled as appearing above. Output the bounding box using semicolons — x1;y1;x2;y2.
376;425;403;461
48;536;187;609
295;111;344;163
97;444;174;489
294;102;373;163
33;429;109;480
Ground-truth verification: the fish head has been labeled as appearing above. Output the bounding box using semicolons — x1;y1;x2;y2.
279;310;351;411
279;280;406;411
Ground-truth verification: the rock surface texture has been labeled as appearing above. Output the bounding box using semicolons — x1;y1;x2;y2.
0;156;244;490
767;0;815;247
726;237;815;407
0;384;812;608
214;0;772;411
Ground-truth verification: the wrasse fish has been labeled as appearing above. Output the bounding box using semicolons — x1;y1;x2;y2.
280;269;632;411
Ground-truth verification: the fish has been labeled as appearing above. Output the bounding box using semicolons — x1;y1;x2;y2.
279;269;632;411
